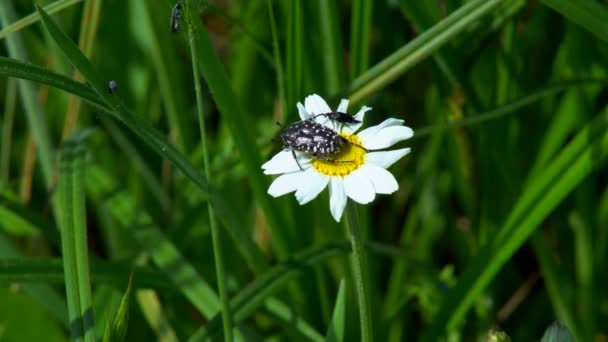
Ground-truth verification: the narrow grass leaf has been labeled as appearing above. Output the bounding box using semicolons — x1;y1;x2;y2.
0;56;107;109
0;257;173;291
326;280;346;342
0;0;83;40
542;0;608;43
192;19;293;258
316;0;345;93
0;2;56;202
349;0;372;79
59;130;96;342
109;272;134;342
347;0;504;104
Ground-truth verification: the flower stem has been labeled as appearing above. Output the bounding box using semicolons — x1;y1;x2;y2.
186;2;233;341
345;202;373;341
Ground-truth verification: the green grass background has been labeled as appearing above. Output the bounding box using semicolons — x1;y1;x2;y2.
1;0;607;341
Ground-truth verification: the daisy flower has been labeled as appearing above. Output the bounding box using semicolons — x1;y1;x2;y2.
262;94;413;222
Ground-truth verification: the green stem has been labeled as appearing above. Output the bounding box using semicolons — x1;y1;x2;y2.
344;202;373;341
186;3;233;341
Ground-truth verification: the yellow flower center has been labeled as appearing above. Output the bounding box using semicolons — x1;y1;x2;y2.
312;134;366;176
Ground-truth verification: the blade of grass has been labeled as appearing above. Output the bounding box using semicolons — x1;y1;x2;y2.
0;56;107;109
62;0;102;138
136;290;179;342
285;0;303;112
422;110;608;340
0;0;83;40
346;0;505;104
349;0;372;79
541;0;608;43
59;130;96;342
1;79;16;183
263;297;324;342
0;257;173;291
192;16;293;258
316;0;345;94
531;236;580;340
131;1;189;151
0;2;57;209
186;1;233;338
267;0;287;117
326;280;346;342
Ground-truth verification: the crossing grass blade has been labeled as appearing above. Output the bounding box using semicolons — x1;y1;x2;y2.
85;164;220;318
0;0;83;40
191;17;293;259
0;258;173;291
188;242;352;341
59;130;96;342
541;0;608;43
346;0;505;104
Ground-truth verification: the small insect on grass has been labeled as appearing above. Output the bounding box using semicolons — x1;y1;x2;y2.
170;1;183;33
279;119;366;170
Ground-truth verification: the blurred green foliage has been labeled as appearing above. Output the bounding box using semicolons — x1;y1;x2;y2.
1;0;608;341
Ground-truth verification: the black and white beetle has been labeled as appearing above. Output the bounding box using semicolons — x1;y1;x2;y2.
170;1;183;33
279;119;365;170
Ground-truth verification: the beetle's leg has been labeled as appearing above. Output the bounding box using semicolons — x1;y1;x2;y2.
291;149;303;170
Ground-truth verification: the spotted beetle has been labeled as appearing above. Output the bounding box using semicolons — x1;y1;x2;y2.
279;119;365;170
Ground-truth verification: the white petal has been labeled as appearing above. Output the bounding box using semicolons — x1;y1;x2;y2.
329;178;347;222
295;169;329;205
304;94;332;115
268;172;302;197
297;102;311;120
359;126;414;150
342;106;371;135
366;148;411;168
343;169;375;204
360;164;399;194
262;151;311;175
337;99;349;113
356;118;404;141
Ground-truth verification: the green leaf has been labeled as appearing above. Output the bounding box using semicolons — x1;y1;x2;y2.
349;0;372;79
542;0;608;43
326;280;346;342
110;272;134;342
59;129;96;342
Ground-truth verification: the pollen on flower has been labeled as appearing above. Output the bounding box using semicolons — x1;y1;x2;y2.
312;134;366;176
